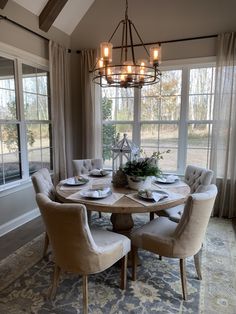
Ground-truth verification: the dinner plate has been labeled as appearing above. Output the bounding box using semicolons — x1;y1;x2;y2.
79;188;112;199
155;176;179;184
89;170;109;177
64;177;89;186
138;189;168;201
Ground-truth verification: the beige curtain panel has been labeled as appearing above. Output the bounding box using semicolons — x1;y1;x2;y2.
210;32;236;218
49;41;73;184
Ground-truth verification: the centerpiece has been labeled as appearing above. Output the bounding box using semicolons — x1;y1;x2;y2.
122;150;170;190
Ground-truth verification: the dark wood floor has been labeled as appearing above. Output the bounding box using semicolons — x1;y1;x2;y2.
0;216;235;262
0;216;45;261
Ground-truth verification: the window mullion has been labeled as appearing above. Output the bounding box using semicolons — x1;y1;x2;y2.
178;67;189;174
133;88;140;146
16;60;29;179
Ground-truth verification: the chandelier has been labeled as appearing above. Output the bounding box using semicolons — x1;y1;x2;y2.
91;0;161;88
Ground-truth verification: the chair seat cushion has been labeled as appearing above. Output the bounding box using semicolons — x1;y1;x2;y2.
91;228;130;256
131;217;177;257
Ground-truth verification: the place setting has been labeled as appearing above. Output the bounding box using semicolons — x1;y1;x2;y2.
59;176;90;190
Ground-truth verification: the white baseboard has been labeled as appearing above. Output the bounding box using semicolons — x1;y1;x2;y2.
0;208;40;237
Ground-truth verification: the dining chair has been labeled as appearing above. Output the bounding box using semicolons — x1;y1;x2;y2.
36;193;130;314
151;165;214;222
31;168;56;257
72;159;103;176
73;158;104;218
131;184;217;300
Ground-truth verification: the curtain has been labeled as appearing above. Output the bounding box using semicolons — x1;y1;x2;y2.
79;49;102;159
49;41;73;184
210;32;236;218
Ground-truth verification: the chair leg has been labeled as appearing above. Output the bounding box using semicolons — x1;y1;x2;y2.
179;258;188;301
194;250;202;280
49;264;61;299
43;232;49;257
99;211;102;218
131;246;137;281
120;255;128;290
150;212;155;221
83;275;88;314
159;255;162;260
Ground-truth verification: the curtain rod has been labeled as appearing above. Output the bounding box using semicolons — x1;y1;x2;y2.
0;15;72;53
76;33;218;53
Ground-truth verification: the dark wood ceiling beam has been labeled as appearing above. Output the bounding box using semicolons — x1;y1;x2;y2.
0;0;8;9
39;0;68;32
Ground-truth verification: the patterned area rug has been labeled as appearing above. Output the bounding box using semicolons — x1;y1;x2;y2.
0;214;235;314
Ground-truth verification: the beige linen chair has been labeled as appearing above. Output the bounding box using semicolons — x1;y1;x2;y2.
31;168;56;256
73;158;104;219
36;193;130;314
132;184;217;300
72;159;103;175
152;165;214;222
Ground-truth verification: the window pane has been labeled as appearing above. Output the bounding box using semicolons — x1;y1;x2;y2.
187;124;211;168
102;96;133;121
28;149;42;173
37;70;48;95
142;82;160;97
102;87;134;98
38;95;49;120
161;70;182;95
0;57;17;120
141;96;160;120
24;93;37;120
160;96;181;121
3;153;21;183
26;124;40;149
190;68;214;94
22;64;37;93
189;95;214;120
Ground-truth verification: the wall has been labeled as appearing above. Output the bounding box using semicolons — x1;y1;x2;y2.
0;1;71;236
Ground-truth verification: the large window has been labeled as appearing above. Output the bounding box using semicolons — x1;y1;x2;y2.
0;54;52;187
101;60;215;174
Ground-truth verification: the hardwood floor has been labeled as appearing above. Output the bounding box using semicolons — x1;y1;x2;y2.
0;216;45;261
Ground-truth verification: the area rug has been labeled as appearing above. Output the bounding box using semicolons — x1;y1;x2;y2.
0;215;235;314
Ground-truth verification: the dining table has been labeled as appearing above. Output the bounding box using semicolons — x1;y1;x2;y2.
56;173;190;238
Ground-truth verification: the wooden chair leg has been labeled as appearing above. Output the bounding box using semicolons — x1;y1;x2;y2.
120;255;128;290
179;258;188;301
194;250;202;280
150;212;155;221
131;246;137;281
43;232;49;257
99;211;102;218
49;264;61;299
83;275;88;314
159;255;162;260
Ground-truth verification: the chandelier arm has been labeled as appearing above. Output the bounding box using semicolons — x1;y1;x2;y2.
108;19;125;43
120;21;125;64
128;19;136;65
130;21;150;57
125;13;128;61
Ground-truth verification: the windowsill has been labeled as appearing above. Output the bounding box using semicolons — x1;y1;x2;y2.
0;178;33;198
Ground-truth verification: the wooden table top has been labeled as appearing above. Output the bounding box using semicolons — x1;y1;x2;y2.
56;176;190;214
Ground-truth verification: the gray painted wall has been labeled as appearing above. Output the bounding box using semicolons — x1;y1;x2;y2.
0;2;71;233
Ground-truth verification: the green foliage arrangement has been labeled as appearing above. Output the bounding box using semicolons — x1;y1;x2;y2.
122;150;170;178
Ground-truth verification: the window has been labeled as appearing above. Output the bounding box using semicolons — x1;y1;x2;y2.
0;54;52;187
101;60;215;174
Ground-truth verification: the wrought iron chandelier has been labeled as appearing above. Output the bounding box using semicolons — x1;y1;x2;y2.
91;0;161;88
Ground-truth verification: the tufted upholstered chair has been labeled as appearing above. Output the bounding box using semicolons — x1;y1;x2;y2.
73;159;104;219
153;165;214;222
72;159;103;176
36;193;130;314
31;168;56;256
132;184;217;300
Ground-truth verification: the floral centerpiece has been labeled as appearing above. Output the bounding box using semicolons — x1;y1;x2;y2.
122;150;170;190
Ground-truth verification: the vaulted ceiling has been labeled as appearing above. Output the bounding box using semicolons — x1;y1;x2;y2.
10;0;94;35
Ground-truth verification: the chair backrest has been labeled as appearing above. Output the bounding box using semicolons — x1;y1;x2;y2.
31;168;55;200
36;193;122;274
184;165;214;193
173;184;217;258
72;159;103;175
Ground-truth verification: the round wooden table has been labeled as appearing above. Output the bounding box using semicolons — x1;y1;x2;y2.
56;177;190;237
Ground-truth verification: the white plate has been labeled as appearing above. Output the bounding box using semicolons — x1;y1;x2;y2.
138;190;168;201
64;177;89;186
155;176;179;184
89;170;109;177
79;188;112;199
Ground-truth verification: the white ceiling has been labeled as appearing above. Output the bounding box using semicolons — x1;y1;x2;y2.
12;0;95;35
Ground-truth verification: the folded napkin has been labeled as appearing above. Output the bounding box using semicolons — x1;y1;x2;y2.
89;169;107;176
81;187;111;198
139;189;168;202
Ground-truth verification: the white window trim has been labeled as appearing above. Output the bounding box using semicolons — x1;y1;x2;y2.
0;41;51;192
